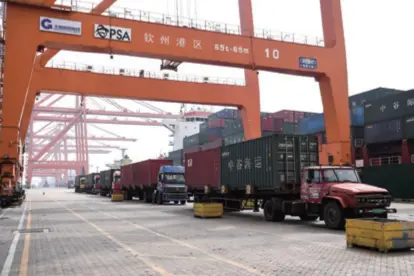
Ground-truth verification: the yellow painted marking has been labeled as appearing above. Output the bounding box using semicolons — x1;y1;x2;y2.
19;200;32;276
63;205;170;276
87;205;264;275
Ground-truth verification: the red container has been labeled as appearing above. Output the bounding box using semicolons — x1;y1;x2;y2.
201;139;223;150
185;147;221;191
208;118;226;128
120;164;133;189
261;117;284;132
271;110;309;123
183;145;201;154
130;159;173;189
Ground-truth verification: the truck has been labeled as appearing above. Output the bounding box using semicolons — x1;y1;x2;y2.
99;169;120;196
186;133;396;230
67;179;74;189
122;159;187;204
86;173;100;194
75;175;86;193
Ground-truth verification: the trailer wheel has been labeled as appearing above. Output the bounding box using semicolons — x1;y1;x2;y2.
263;200;285;222
174;201;179;204
323;201;345;229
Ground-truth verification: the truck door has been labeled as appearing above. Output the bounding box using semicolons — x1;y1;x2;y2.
302;169;323;204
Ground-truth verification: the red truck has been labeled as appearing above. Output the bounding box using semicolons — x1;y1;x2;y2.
185;134;397;230
122;159;187;204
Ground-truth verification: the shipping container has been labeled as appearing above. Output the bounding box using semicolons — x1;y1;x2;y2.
185;147;221;192
120;164;133;190
208;108;240;120
261;117;284;132
208;118;231;129
100;169;118;191
298;106;364;135
183;145;201;154
403;115;414;139
168;149;184;165
349;87;405;107
364;119;402;144
364;89;414;124
132;159;173;189
183;133;200;148
282;122;298;134
220;134;318;192
200;139;224;150
270;110;319;123
86;173;99;191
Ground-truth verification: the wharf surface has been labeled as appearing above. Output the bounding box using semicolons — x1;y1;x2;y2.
0;188;413;276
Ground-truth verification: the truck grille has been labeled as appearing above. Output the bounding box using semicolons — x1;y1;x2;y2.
164;187;186;193
356;194;391;206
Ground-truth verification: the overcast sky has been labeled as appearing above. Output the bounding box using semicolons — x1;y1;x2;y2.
34;0;414;179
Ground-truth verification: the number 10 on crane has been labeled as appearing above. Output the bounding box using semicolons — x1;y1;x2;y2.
265;48;280;59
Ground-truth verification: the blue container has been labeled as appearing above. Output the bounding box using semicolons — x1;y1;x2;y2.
298;113;325;134
207;128;223;137
364;119;402;144
298;106;364;135
209;108;240;120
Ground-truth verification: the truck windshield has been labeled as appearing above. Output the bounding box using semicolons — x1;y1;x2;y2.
324;169;360;183
163;173;185;184
80;179;86;184
114;175;121;183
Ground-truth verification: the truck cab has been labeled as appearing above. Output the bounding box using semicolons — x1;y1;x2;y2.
264;165;396;229
93;174;100;194
112;170;121;191
154;165;187;205
78;176;86;193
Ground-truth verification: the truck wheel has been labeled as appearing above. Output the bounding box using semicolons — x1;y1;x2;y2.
157;192;163;205
180;201;186;205
263;200;285;222
323;201;345;229
299;215;318;221
174;201;179;204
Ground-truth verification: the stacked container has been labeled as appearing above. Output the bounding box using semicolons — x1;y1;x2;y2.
363;89;414;144
349;87;405;107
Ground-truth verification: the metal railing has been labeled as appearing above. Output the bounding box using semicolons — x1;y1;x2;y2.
369;156;401;166
53;0;325;47
48;61;246;86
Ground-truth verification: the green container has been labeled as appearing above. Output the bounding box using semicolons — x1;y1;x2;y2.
360;164;414;200
220;134;318;192
283;123;298;134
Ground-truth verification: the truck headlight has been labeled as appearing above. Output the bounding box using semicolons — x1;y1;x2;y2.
184;186;188;192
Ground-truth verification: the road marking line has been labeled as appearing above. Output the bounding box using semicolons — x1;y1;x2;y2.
62;204;171;276
19;200;32;276
0;201;28;276
86;205;264;275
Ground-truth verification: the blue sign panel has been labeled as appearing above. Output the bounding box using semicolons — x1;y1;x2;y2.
299;57;318;70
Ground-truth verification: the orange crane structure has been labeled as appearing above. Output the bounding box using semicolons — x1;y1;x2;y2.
0;0;351;201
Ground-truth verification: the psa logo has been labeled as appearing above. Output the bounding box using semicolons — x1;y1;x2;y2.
94;24;131;42
39;16;82;36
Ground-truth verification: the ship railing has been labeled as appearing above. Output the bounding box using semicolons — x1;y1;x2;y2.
369;156;402;167
52;0;325;47
48;61;246;86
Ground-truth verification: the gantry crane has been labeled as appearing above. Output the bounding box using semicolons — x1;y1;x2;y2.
0;0;350;205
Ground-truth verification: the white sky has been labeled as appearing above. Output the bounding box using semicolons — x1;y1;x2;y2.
35;0;414;177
